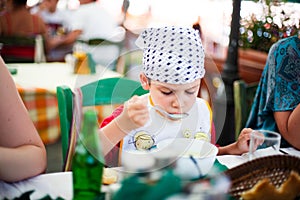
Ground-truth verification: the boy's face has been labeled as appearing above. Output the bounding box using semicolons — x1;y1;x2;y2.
140;73;201;115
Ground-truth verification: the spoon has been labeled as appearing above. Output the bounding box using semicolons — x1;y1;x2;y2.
149;105;189;120
189;155;203;179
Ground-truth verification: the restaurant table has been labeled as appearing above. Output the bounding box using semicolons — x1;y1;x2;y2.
8;62;122;93
1;148;299;200
6;62;122;144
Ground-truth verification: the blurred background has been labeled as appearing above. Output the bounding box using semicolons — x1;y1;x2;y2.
22;0;299;59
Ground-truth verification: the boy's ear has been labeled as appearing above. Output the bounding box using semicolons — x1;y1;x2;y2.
140;73;150;90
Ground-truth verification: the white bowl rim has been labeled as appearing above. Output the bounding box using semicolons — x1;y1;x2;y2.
156;138;218;159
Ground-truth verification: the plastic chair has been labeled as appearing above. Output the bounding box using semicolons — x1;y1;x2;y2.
56;77;148;171
233;80;259;139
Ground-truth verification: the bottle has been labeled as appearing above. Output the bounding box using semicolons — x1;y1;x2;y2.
72;109;104;200
34;34;46;63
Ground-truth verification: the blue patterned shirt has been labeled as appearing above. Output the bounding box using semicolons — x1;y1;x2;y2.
246;35;300;147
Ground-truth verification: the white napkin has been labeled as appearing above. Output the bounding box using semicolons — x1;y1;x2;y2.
280;147;300;157
217;155;248;169
0;172;72;200
217;147;285;169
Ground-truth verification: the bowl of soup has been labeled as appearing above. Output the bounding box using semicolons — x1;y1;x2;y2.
156;138;218;180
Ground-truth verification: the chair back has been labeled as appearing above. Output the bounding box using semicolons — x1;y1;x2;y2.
56;77;148;171
233;80;259;139
0;35;37;63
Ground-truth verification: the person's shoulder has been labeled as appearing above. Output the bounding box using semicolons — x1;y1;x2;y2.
281;35;298;43
268;35;299;58
32;13;47;33
272;35;298;49
32;12;45;23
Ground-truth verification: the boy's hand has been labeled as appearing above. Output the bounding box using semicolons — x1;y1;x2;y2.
115;95;149;133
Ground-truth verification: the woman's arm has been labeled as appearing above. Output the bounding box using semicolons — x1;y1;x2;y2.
274;105;300;150
0;57;47;182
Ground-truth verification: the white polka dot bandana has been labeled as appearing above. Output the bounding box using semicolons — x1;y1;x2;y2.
135;26;205;84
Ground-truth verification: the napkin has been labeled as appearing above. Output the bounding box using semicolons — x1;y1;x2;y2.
217;147;287;169
2;190;65;200
280;147;300;157
217;155;248;169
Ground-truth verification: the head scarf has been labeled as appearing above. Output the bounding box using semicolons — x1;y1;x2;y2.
135;26;205;84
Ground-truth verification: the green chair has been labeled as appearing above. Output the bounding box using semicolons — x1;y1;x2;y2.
0;35;44;63
56;77;148;171
233;80;259;139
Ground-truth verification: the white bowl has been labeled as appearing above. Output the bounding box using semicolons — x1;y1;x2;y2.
156;138;218;180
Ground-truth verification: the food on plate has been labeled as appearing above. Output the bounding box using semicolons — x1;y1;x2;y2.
102;168;118;185
241;170;300;200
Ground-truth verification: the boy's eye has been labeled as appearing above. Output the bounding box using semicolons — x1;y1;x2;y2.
186;90;196;95
161;91;172;95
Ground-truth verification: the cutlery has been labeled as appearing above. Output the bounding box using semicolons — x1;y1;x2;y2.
279;149;289;155
271;145;289;155
189;155;203;179
149;105;189;120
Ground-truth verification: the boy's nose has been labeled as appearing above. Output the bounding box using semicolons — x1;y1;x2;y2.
171;96;183;108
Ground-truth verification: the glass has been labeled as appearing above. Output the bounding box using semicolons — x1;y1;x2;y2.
249;130;281;160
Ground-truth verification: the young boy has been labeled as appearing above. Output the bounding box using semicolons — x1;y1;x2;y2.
99;26;252;166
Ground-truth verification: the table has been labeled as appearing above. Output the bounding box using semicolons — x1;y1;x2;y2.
1;148;299;200
0;171;121;200
8;62;122;92
0;172;73;200
217;147;300;169
7;62;122;144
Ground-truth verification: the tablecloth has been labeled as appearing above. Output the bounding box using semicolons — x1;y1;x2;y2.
0;172;72;200
9;62;122;145
17;86;60;145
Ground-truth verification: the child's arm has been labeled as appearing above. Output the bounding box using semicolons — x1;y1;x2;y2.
99;95;149;156
217;128;252;155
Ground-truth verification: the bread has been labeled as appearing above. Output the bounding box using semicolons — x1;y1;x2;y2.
277;171;300;199
241;178;277;200
241;170;300;200
102;168;118;185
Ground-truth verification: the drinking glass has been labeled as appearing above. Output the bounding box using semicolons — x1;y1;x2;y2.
249;130;281;160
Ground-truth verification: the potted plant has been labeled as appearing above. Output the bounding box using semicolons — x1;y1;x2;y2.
237;0;299;81
239;0;299;53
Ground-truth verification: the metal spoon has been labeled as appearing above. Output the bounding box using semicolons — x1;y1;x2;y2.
149;105;189;120
189;155;203;179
